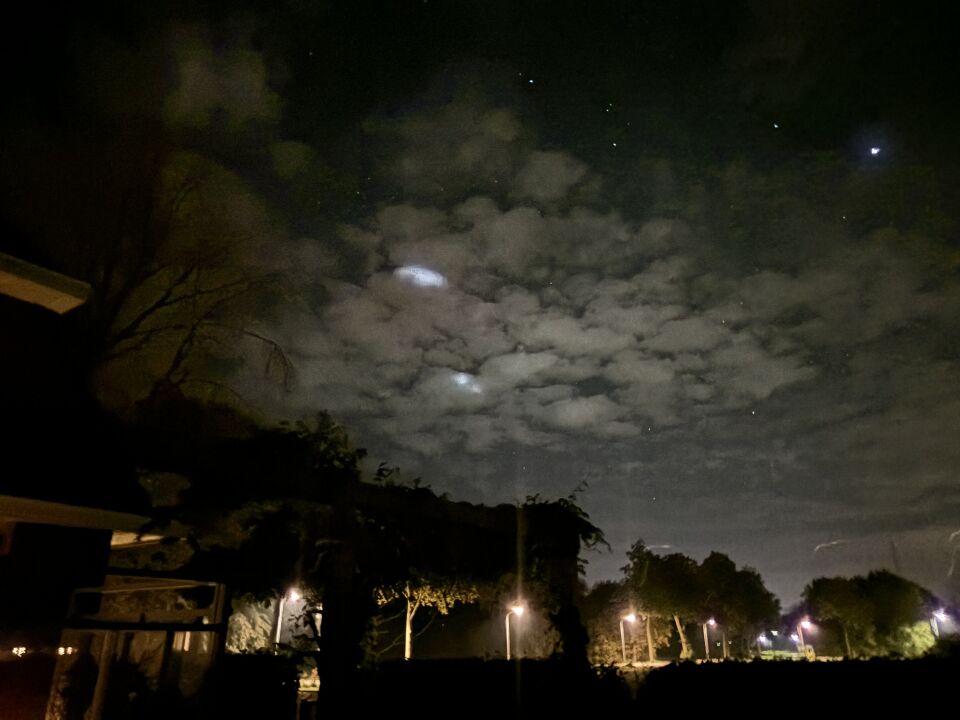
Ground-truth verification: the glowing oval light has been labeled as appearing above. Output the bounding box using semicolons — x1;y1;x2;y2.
394;265;448;288
623;613;637;623
511;605;525;616
870;146;881;156
451;372;482;394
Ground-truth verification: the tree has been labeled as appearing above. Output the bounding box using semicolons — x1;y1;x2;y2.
375;577;479;660
623;541;701;659
579;580;672;665
804;577;870;657
803;570;938;658
580;581;628;665
699;553;779;657
724;565;780;656
698;552;738;657
4;125;295;412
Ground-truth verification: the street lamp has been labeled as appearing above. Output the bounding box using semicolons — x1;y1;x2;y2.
505;604;524;660
620;613;636;664
702;618;716;660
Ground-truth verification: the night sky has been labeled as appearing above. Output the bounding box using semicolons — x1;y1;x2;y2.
3;1;959;605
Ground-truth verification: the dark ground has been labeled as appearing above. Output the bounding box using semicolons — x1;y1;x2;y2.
5;652;957;719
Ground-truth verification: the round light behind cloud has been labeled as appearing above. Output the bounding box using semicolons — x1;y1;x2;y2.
451;372;482;394
394;265;448;288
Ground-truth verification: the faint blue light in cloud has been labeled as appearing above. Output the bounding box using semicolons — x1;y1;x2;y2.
394;265;448;288
451;372;482;394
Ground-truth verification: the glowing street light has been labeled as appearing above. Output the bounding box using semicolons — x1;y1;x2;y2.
505;604;524;660
620;613;636;664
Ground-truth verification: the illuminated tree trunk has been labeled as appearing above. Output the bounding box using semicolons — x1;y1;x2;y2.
645;614;655;662
674;614;692;659
403;589;419;661
842;625;853;658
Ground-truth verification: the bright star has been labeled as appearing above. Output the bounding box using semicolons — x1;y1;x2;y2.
394;265;448;288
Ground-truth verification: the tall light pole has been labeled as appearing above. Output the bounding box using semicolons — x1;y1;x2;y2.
619;613;636;664
702;618;716;660
505;604;524;660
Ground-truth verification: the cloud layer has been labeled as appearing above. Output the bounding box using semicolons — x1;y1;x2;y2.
215;87;960;603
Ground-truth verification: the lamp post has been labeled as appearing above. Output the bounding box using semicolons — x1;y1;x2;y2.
702;618;716;660
505;604;524;660
619;613;636;664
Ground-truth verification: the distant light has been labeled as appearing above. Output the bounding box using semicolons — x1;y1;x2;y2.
57;647;65;656
790;634;799;643
394;265;448;288
770;631;779;636
773;123;779;129
288;589;301;602
870;147;881;156
624;613;637;623
934;609;948;622
707;618;717;627
451;372;482;394
528;79;534;84
511;605;525;616
12;647;26;657
800;619;813;630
